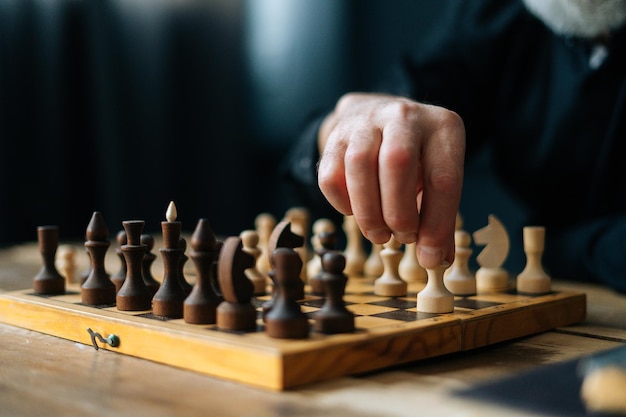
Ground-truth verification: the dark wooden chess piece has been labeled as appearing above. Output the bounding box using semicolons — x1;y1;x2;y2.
81;212;116;306
33;225;66;295
141;233;160;297
178;237;193;296
110;230;127;292
152;210;186;319
184;219;223;324
262;221;305;320
309;230;338;295
313;251;355;334
265;247;309;339
116;220;151;311
216;236;257;331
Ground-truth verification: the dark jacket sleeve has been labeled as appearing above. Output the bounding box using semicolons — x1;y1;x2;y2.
546;217;626;294
281;112;342;223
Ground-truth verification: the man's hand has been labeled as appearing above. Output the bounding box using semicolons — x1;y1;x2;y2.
317;93;465;269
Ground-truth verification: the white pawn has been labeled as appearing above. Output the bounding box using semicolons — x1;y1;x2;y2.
343;215;366;276
417;263;454;314
255;213;276;275
307;218;335;279
240;229;268;295
444;230;476;295
364;243;384;277
57;245;77;284
399;242;427;283
374;236;407;296
517;226;551;294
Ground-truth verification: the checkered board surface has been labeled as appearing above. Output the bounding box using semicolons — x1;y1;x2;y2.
0;278;586;390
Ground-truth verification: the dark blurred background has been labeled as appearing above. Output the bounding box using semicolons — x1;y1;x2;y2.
0;0;447;244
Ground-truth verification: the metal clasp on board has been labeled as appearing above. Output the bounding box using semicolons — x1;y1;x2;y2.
87;328;120;350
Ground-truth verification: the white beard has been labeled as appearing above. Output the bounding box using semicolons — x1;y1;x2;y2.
523;0;626;38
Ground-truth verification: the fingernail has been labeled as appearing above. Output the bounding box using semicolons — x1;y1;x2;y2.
365;228;391;244
393;232;417;244
417;245;443;269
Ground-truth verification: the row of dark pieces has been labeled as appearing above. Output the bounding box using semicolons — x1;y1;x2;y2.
31;212;355;338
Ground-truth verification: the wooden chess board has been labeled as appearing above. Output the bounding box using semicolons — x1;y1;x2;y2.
0;278;585;391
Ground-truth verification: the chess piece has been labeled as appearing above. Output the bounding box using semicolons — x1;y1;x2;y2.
284;206;311;282
240;229;268;295
473;214;511;293
307;218;335;279
343;215;366;276
308;230;337;295
57;245;76;284
364;243;384;278
313;251;355;334
516;226;551;294
116;220;151;311
262;221;306;319
255;212;276;275
444;229;476;295
184;219;222;324
399;242;427;283
216;236;257;331
110;230;127;292
178;237;193;296
417;263;454;313
78;251;91;286
141;233;160;297
152;202;186;318
81;212;116;306
265;247;309;339
374;236;407;297
33;225;66;295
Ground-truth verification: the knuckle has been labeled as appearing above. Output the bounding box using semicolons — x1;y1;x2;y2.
428;167;462;194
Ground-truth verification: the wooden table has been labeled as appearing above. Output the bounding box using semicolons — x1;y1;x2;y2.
1;243;624;417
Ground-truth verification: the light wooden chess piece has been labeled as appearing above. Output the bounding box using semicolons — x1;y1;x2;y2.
284;207;311;282
374;236;407;296
240;229;269;295
364;243;384;277
255;213;276;275
343;215;366;276
516;226;551;294
473;214;510;293
417;263;454;313
307;218;335;279
444;229;476;295
399;242;427;283
57;245;77;284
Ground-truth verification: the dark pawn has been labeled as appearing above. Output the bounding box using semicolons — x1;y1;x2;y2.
216;237;257;331
141;234;160;297
110;230;127;292
309;230;338;295
178;237;193;296
184;219;222;324
152;219;186;319
116;221;151;311
33;225;65;295
262;221;305;319
81;212;116;306
265;248;309;339
313;252;355;334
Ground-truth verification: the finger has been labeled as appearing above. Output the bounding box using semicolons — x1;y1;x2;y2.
377;122;421;244
318;132;352;215
344;128;391;244
416;110;465;268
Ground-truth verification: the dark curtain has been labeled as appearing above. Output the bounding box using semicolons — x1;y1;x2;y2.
0;0;253;243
